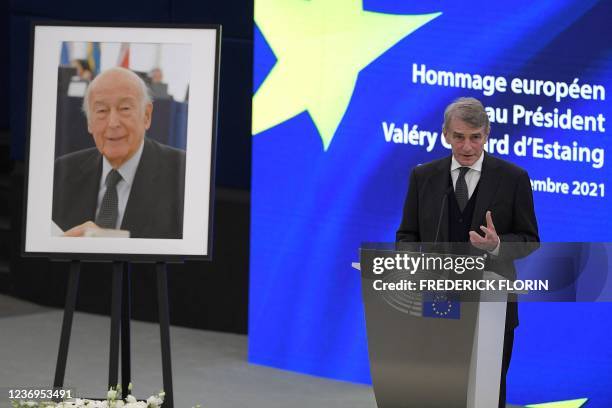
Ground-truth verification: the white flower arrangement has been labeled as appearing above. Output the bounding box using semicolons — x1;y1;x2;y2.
10;384;167;408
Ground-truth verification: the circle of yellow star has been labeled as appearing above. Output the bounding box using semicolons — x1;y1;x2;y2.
253;0;441;150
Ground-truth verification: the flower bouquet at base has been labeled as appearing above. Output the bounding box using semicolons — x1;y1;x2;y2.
10;384;165;408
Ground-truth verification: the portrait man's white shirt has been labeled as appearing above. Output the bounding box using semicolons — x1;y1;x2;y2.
95;138;145;229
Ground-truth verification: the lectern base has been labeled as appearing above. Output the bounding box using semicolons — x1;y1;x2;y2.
357;251;515;408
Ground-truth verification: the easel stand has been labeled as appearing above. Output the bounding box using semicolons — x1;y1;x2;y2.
52;260;174;408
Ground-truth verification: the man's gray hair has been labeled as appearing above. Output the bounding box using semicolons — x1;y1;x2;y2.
442;97;490;135
82;67;152;121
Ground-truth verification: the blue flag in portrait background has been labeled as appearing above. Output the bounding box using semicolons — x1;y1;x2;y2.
86;42;101;76
60;42;71;66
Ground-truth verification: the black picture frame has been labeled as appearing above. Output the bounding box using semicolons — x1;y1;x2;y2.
22;22;221;261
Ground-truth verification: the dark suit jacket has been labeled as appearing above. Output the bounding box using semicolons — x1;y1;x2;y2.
396;152;539;328
52;137;185;239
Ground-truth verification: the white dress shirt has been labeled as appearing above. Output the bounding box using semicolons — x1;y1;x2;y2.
95;139;144;229
450;152;500;254
450;152;483;199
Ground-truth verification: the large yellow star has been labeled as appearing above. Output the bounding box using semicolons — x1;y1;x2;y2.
525;399;588;408
253;0;441;150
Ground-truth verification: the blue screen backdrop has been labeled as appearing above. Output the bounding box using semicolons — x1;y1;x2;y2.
250;1;611;406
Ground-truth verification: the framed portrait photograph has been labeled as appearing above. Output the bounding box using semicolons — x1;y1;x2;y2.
23;23;220;260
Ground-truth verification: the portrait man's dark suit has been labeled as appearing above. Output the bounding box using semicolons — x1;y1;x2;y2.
396;151;539;406
52;137;185;239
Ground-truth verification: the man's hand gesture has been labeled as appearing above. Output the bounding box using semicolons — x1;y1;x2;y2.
469;210;500;252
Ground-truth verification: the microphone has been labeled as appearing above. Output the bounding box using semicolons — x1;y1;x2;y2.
434;186;453;244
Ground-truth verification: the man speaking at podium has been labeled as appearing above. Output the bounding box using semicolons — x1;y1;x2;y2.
396;97;539;407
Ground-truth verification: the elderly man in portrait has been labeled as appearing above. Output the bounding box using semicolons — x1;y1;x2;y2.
52;67;185;239
396;97;539;407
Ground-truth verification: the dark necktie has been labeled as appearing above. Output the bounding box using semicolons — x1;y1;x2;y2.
96;169;122;228
455;167;470;212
